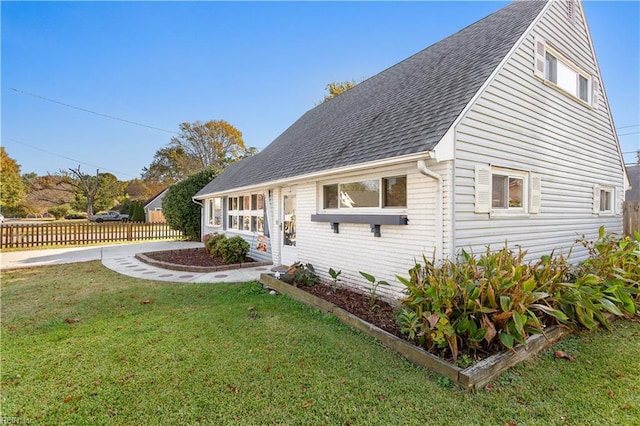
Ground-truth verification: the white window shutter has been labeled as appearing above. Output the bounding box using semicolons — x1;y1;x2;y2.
530;174;542;214
534;37;546;79
615;188;622;215
591;77;600;109
592;185;600;214
475;165;491;213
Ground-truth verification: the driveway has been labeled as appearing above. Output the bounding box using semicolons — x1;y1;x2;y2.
0;241;203;270
0;241;272;283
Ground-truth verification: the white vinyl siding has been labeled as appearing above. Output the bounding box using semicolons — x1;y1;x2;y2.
294;162;450;300
454;0;624;262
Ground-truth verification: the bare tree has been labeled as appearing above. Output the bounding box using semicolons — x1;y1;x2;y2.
64;166;100;216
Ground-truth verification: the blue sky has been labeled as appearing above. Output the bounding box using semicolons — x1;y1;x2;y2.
2;1;639;181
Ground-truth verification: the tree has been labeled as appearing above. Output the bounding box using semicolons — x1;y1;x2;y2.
322;81;357;102
125;178;160;201
0;147;26;211
64;167;124;216
21;173;75;217
162;168;218;240
131;200;146;222
141;145;198;186
142;120;254;185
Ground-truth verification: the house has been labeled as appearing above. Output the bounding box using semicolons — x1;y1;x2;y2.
625;164;639;201
194;0;628;299
144;189;167;223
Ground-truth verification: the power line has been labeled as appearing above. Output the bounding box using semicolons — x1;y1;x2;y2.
616;124;639;130
9;87;179;135
3;137;137;178
618;131;640;136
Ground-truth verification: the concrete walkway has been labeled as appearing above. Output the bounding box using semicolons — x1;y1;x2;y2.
0;241;272;283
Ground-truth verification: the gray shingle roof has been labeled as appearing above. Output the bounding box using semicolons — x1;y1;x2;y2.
196;0;546;198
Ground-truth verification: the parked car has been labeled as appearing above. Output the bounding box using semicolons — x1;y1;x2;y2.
0;213;4;223
89;211;130;223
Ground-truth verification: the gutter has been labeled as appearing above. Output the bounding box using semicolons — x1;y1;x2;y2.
417;154;443;262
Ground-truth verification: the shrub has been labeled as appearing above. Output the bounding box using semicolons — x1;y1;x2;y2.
396;230;640;361
131;201;146;222
204;233;227;258
216;235;249;264
162;168;218;240
48;206;69;220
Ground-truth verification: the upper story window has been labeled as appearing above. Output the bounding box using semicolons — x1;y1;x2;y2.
545;52;589;102
534;37;599;107
322;175;407;210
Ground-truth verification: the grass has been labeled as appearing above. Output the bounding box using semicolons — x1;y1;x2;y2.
2;262;639;425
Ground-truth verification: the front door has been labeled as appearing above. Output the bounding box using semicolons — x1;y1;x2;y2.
281;187;297;266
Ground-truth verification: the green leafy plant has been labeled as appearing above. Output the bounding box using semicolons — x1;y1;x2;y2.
204;233;227;258
162;168;218;240
287;262;319;287
396;245;569;360
359;272;390;311
396;230;639;361
328;268;342;292
216;235;249;264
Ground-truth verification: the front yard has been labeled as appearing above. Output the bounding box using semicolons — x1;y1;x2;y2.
1;262;639;424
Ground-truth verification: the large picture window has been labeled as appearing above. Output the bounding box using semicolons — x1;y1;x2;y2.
322;175;406;210
227;193;264;233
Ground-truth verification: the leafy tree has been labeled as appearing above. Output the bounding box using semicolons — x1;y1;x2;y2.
131;200;146;222
142;120;256;185
125;178;158;200
141;145;198;186
0;147;26;210
322;81;357;102
21;173;74;216
48;205;69;219
162;168;217;240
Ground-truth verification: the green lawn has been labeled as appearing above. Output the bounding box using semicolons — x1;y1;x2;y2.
2;262;639;425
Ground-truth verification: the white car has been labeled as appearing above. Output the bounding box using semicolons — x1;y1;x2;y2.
0;213;4;223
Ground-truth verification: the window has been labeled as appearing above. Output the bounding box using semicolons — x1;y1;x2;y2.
208;197;222;227
227;193;265;233
544;52;590;102
593;185;614;214
534;38;596;106
322;175;407;210
475;166;541;215
492;174;523;209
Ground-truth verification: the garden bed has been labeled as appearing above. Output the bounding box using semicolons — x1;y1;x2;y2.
259;273;572;390
136;248;271;273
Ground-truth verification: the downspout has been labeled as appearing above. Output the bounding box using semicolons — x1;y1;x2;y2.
417;157;443;262
192;198;204;240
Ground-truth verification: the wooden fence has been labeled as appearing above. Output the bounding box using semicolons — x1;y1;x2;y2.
623;201;640;237
0;222;183;249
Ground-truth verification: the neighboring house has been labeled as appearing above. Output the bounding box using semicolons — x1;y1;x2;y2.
194;0;628;299
625;165;639;201
144;189;167;223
